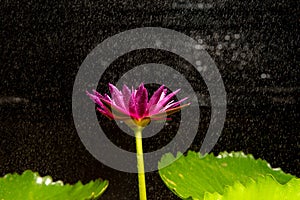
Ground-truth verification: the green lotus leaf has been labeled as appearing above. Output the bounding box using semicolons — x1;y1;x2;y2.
204;175;300;200
0;170;108;200
158;151;296;200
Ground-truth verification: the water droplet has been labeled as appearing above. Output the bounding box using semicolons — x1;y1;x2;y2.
198;39;204;44
261;73;267;78
216;44;223;50
234;34;240;39
45;177;52;185
261;73;270;79
225;35;230;40
36;177;43;184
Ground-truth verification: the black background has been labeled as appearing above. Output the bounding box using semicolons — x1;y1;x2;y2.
0;0;299;199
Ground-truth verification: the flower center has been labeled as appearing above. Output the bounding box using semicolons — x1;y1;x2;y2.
124;117;151;131
133;117;151;127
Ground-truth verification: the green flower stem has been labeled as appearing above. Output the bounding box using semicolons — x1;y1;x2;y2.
135;128;147;200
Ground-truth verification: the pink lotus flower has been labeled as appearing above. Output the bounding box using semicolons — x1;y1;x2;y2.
87;83;189;128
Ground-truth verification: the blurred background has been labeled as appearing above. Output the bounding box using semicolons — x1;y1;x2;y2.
0;0;299;199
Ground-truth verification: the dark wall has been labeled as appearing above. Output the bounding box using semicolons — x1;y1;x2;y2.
0;1;299;199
